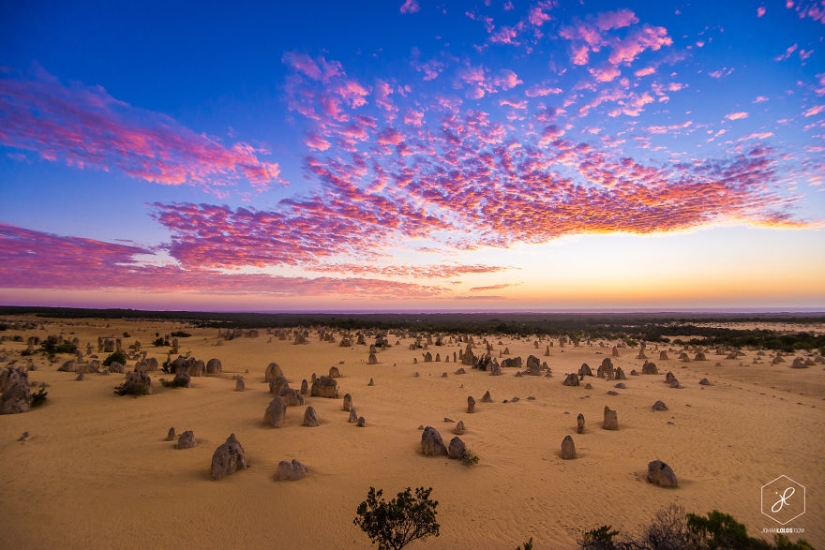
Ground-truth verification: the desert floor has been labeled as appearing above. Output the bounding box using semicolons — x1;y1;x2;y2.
1;316;823;549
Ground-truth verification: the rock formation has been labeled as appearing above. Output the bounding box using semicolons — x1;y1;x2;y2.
563;373;580;386
303;406;319;427
176;430;196;449
447;436;466;460
274;459;307;481
264;362;284;383
280;388;304;407
642;361;658;375
264;396;287;428
206;358;222;374
647;460;678;488
560;435;576;459
652;400;668;411
603;406;618;430
577;413;585;434
421;426;447;456
481;390;493;403
210;434;248;480
0;367;30;414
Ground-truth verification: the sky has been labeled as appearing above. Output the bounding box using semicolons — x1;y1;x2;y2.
1;0;824;312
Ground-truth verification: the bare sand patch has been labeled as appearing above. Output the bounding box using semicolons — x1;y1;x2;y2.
1;317;822;548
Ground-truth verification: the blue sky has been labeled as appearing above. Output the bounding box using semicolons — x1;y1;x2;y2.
1;0;824;311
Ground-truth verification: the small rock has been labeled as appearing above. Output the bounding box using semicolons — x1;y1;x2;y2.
647;459;678;488
176;430;196;449
357;416;366;427
165;427;176;441
560;435;577;459
652;400;668;411
274;459;307;481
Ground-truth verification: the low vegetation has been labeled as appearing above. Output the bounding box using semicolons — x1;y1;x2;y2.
354;486;440;550
29;387;48;408
579;505;813;549
102;351;128;367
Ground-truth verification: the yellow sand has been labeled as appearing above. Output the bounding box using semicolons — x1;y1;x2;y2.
0;316;822;549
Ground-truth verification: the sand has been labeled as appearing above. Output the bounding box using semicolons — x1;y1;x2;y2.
1;316;823;549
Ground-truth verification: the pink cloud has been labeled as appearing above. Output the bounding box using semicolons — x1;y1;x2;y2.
635;66;656;77
708;67;735;78
528;6;552;26
804;104;825;116
490;23;524;45
608;25;673;65
775;44;799;62
400;0;420;14
0;68;281;193
595;9;639;31
753;95;770;103
757;6;767;17
525;84;563;97
0;224;443;299
282;52;343;83
725;111;750;120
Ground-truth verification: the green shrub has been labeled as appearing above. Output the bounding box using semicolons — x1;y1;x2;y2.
354;486;440;550
30;387;48;408
103;351;128;367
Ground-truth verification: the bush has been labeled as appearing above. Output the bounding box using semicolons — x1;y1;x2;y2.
171;330;191;338
103;351;128;367
579;507;813;550
152;337;169;347
30;387;48;408
354;486;440;550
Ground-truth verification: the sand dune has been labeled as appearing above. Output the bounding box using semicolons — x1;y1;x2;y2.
1;316;822;548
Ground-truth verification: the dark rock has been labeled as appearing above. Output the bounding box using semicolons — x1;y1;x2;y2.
343;393;353;411
274;459;307;481
563;373;580;386
577;413;585;434
357;416;366;427
467;395;475;413
603;406;618;430
165;427;176;441
280;387;304;407
421;426;447;456
264;396;287;428
481;390;493;403
235;376;245;391
447;436;466;459
206;358;222;374
454;420;465;435
647;459;678;488
210;434;248;480
303;406;319;427
264;362;284;383
652;400;668;411
561;435;576;459
176;430;196;449
311;375;338;398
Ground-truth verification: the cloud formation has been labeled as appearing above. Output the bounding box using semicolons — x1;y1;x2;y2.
0;224;443;298
0;67;282;193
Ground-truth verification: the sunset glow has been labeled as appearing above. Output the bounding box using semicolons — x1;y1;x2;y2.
1;1;824;310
